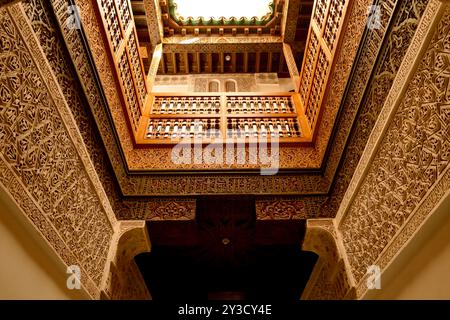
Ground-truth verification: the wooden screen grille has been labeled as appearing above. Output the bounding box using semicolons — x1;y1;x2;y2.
97;0;148;132
141;93;311;145
299;0;349;134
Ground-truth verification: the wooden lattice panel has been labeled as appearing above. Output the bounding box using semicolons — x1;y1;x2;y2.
323;0;346;51
306;49;329;126
127;32;147;104
97;0;148;133
226;96;295;114
313;0;328;30
100;0;122;52
146;118;221;139
227;117;301;138
299;31;319;104
118;50;141;130
299;0;350;134
118;0;132;30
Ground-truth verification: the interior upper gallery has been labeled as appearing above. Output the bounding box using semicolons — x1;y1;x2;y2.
0;0;449;300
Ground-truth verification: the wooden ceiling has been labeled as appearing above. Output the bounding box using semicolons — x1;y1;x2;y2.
130;0;313;75
159;51;287;75
136;197;318;300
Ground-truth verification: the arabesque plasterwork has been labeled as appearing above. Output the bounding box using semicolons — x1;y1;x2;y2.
335;0;450;297
0;4;117;298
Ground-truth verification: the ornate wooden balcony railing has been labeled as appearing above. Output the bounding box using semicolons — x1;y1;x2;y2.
137;93;312;145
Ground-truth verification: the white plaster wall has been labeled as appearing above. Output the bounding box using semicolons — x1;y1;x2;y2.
363;191;450;300
0;188;90;300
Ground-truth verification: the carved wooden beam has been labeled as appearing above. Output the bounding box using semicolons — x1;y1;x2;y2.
163;42;283;53
184;52;189;74
255;52;261;73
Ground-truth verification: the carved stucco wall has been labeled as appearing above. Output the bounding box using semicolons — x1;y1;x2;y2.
0;2;154;299
302;0;449;299
0;5;117;298
321;0;429;217
337;0;450;297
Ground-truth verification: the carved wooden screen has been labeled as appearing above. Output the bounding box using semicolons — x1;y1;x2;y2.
299;0;349;134
141;93;311;145
97;0;148;132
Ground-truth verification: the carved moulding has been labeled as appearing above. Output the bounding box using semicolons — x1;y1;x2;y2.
334;0;450;298
282;0;301;43
143;0;164;49
102;221;151;300
117;198;196;220
301;219;356;300
255;197;328;220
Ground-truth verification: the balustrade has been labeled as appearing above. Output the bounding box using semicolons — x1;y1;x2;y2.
143;94;307;144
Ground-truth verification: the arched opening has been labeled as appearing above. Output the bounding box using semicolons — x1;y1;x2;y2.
225;80;237;92
208;80;220;92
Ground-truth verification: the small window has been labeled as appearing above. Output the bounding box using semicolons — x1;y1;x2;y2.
208;80;220;92
225;80;237;92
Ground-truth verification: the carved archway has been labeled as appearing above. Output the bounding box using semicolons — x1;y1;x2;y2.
301;219;355;300
101;221;151;300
